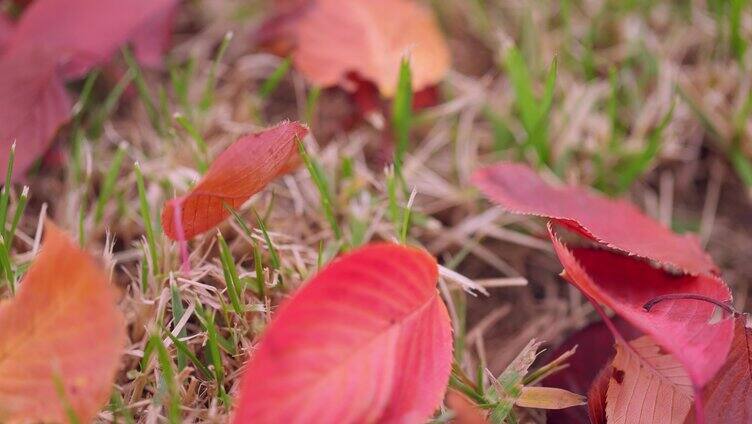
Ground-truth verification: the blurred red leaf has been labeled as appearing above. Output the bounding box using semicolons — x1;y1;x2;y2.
691;317;752;422
162;121;308;240
0;13;13;52
447;390;488;424
472;163;717;275
0;49;72;177
0;0;177;179
5;0;177;78
0;222;124;422
233;243;452;423
550;227;733;388
259;0;450;98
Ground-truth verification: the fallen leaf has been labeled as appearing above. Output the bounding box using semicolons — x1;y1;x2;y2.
162;121;309;240
515;386;586;410
233;243;452;423
588;364;611;424
0;0;177;179
471;163;717;275
447;390;488;424
0;49;72;178
260;0;450;97
0;13;13;52
542;318;642;424
5;0;177;78
550;225;734;388
130;5;177;68
0;222;125;422
606;336;693;424
690;317;752;423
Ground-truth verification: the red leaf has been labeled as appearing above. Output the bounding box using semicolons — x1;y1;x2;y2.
0;49;72;178
692;317;752;422
233;243;452;423
0;222;125;422
5;0;177;78
259;0;450;97
162;121;308;240
0;13;13;52
471;163;717;275
0;0;177;179
549;226;733;388
130;5;177;68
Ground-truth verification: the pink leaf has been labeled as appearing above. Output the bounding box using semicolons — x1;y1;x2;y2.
0;13;13;53
233;243;453;423
0;0;178;179
0;49;72;178
472;163;717;275
549;225;733;388
6;0;178;78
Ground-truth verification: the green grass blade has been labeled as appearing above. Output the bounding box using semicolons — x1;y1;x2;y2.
392;57;413;185
94;143;127;224
260;57;292;99
134;163;160;276
201;31;234;111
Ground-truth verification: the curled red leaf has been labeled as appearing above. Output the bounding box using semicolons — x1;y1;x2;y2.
549;224;733;388
472;163;717;275
233;243;452;423
162;121;309;240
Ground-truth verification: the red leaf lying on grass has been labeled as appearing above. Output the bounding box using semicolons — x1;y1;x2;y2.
162;121;309;240
0;0;177;179
472;163;717;275
0;222;124;422
550;230;733;389
233;243;452;423
258;0;450;98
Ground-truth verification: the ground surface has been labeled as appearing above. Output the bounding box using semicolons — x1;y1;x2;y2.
6;0;752;422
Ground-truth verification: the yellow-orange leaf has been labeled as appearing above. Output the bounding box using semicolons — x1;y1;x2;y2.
262;0;450;97
0;222;124;423
162;121;308;240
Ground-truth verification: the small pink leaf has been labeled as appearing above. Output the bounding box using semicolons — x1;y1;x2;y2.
161;121;308;240
472;163;717;275
549;225;733;388
233;243;453;423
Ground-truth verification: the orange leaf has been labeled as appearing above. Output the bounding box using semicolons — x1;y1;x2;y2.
446;389;488;424
606;336;693;424
233;243;452;423
260;0;450;97
0;222;125;423
162;121;308;240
